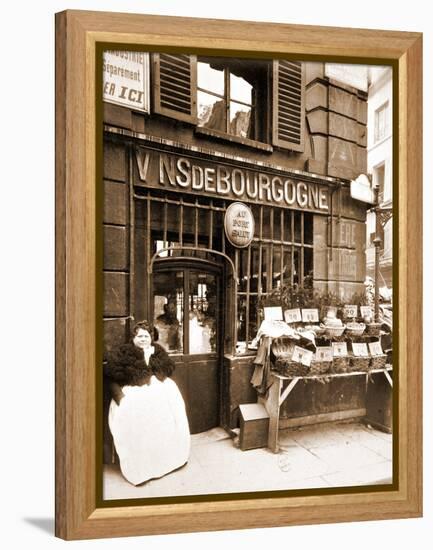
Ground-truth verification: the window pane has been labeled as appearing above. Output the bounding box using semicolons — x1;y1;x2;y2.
294;211;302;243
230;73;252;104
304;248;313;288
250;246;259;293
188;272;217;354
262;207;271;239
198;91;226;132
272;248;282;288
283;248;293;284
197;62;224;95
238;249;249;293
229;101;251;138
293;248;300;285
154;271;184;354
237;295;247;347
249;296;260;341
304;212;313;244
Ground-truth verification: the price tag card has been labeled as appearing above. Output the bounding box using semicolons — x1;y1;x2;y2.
263;306;283;321
368;341;383;356
315;346;333;362
284;308;302;324
360;306;373;320
301;309;319;323
352;343;369;357
292;346;314;367
343;305;358;318
332;342;348;357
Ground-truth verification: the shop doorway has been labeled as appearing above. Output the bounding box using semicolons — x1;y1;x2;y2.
152;261;223;433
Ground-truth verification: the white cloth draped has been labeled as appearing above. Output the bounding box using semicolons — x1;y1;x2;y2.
109;376;190;486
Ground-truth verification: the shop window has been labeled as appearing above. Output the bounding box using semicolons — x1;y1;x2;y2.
235;206;313;349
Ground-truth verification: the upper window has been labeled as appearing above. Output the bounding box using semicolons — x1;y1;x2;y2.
374;101;389;143
197;61;256;141
152;53;305;152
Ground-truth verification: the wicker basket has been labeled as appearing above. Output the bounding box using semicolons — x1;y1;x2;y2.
274;358;309;377
349;354;371;372
309;360;331;375
330;356;349;373
271;338;295;359
366;323;381;337
321;324;346;339
346;322;366;338
370;354;387;370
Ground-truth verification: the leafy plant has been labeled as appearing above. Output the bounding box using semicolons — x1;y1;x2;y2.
260;282;368;320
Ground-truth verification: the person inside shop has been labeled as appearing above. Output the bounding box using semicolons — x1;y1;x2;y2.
155;299;181;352
104;320;190;486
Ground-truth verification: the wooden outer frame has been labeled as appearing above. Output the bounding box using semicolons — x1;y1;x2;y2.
55;10;422;540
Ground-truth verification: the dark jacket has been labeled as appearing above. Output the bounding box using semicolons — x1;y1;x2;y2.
104;342;175;386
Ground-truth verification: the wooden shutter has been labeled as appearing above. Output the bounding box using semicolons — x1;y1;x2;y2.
153;53;197;123
272;60;305;152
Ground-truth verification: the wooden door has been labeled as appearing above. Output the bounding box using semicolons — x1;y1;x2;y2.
153;263;222;433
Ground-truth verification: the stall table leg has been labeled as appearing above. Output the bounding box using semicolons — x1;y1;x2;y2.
259;375;300;453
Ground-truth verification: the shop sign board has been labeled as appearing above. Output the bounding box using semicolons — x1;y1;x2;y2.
103;51;150;112
135;147;331;214
224;202;255;248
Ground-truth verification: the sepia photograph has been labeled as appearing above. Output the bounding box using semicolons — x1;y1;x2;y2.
101;50;394;501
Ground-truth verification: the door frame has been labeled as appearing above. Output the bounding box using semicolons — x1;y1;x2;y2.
152;257;225;431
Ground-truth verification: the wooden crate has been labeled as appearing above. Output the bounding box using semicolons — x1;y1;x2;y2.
239;403;269;451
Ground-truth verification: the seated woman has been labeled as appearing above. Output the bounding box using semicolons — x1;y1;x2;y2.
104;321;190;486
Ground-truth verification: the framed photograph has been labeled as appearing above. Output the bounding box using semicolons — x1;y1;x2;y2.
55;10;422;540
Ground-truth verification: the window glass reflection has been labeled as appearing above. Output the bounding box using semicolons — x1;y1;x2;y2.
229;101;251;138
188;272;217;354
198;91;225;132
153;271;184;354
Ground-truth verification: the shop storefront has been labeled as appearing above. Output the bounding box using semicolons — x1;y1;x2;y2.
102;53;382;460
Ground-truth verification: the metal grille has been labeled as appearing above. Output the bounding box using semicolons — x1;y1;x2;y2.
134;190;313;352
237;206;313;346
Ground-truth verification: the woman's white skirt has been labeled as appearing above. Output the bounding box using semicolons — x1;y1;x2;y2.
108;376;190;486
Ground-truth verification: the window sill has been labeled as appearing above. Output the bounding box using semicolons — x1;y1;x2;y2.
195;126;273;153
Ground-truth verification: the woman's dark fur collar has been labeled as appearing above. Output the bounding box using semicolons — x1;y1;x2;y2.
104;342;175;386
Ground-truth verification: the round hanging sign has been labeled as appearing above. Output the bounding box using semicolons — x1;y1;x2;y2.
224;202;255;248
